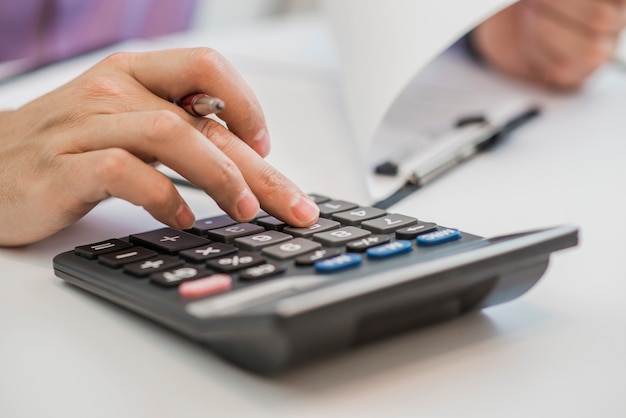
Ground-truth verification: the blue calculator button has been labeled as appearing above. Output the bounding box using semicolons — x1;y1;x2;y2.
366;240;412;259
416;228;461;246
315;253;362;273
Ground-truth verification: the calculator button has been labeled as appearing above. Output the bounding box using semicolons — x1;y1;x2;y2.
179;274;232;298
74;239;132;259
313;226;371;247
150;265;213;287
315;253;362;273
130;228;210;254
124;256;184;277
416;228;462;246
189;215;237;235
98;247;158;268
254;209;270;219
262;238;322;260
346;234;390;252
295;248;343;266
318;200;359;218
361;214;417;234
308;194;330;204
234;231;292;251
395;222;438;239
239;263;286;281
283;218;341;238
206;252;265;272
206;223;265;243
283;218;340;238
179;243;237;262
256;216;286;231
332;207;387;226
367;240;413;259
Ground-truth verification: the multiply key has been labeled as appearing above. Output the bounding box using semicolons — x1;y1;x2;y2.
179;243;237;262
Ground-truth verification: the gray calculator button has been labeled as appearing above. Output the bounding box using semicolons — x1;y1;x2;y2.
395;222;438;239
332;206;387;226
262;238;322;260
318;200;359;218
345;234;390;252
256;216;286;231
98;247;158;268
361;214;417;234
284;218;340;238
234;231;292;251
206;223;265;243
308;194;330;204
313;226;371;247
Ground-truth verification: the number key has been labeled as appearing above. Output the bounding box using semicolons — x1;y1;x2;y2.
361;214;417;234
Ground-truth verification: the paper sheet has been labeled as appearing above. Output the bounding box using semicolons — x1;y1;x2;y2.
322;0;515;153
322;0;518;200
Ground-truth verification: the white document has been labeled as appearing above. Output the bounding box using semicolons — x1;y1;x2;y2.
322;0;528;201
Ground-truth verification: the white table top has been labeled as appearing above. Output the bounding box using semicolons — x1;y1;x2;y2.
2;14;625;418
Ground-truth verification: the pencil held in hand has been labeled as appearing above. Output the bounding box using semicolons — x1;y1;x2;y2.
178;93;225;116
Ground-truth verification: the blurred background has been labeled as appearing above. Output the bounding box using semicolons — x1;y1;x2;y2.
191;0;318;30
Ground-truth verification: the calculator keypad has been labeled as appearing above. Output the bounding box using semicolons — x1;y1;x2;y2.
73;195;465;300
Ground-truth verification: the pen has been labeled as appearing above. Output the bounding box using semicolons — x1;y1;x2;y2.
372;104;541;210
177;93;225;117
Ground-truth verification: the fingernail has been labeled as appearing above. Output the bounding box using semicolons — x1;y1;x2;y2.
237;189;260;220
291;194;319;224
253;128;271;157
176;202;195;229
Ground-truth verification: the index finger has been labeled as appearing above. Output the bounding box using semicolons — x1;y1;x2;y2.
119;48;270;156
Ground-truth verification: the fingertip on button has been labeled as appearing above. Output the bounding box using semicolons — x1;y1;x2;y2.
237;189;261;221
291;194;319;225
176;203;195;229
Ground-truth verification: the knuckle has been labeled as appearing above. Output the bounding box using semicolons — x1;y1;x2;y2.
198;119;228;146
215;158;240;184
257;166;286;195
142;110;182;144
101;51;131;66
587;4;616;33
189;47;228;77
548;63;582;89
94;148;130;183
78;73;126;101
188;47;224;70
146;176;175;208
581;39;613;68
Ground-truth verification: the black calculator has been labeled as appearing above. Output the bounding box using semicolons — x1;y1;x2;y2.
53;194;578;374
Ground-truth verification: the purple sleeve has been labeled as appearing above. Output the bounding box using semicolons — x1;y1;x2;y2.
0;0;197;70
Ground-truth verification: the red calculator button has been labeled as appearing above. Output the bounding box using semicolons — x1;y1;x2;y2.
179;274;232;299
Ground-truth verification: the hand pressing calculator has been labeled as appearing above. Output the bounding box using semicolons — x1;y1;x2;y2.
53;194;578;374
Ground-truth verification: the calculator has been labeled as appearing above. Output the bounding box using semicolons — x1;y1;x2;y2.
53;194;578;374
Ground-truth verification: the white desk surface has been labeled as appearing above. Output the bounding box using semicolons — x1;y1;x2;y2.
2;14;626;418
